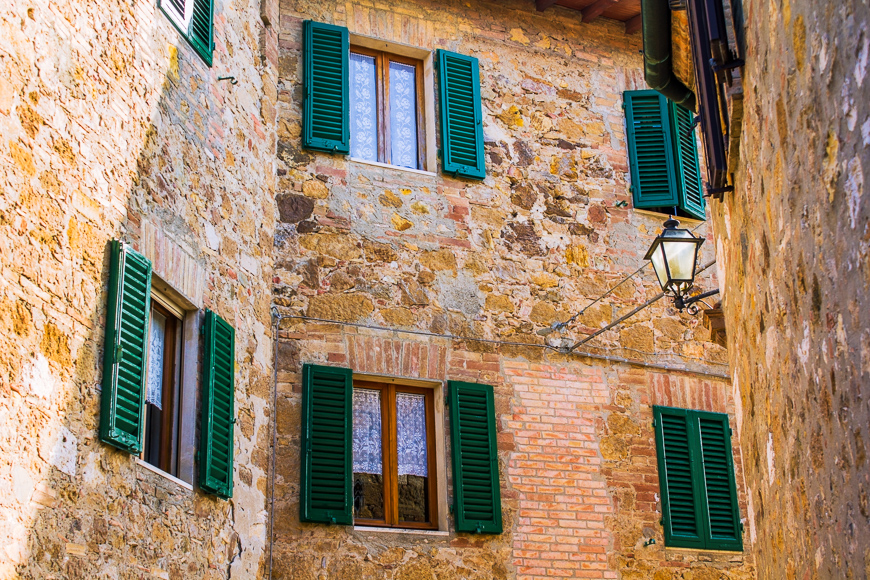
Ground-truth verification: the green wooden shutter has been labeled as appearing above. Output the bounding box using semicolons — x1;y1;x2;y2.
199;310;235;498
300;363;353;524
188;0;214;67
99;240;152;454
624;90;679;209
671;103;706;220
437;50;485;180
448;381;502;534
696;412;743;551
303;21;350;154
653;406;706;549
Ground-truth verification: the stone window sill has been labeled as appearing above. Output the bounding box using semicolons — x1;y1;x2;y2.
353;525;449;536
136;458;194;492
349;157;437;177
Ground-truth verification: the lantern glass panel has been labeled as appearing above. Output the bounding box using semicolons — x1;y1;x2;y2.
650;247;669;289
662;235;698;281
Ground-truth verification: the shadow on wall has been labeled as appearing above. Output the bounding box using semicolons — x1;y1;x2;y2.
0;0;272;576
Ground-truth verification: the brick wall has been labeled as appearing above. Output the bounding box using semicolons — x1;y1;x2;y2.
0;0;277;575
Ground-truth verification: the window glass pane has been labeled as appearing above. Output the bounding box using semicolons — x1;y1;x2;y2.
397;393;428;522
389;61;418;169
350;53;378;161
353;388;384;520
147;309;167;410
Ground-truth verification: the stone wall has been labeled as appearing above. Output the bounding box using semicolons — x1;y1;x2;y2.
273;0;753;578
0;0;277;575
710;0;870;577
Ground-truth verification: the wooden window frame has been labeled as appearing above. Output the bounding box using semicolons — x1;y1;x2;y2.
141;295;184;478
349;45;426;171
352;379;438;530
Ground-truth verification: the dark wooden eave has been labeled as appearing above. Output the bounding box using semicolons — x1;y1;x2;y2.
535;0;642;34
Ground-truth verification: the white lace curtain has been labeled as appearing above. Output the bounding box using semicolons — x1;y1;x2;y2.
352;390;428;477
396;393;427;477
388;61;418;169
353;389;382;474
146;309;166;409
350;52;377;161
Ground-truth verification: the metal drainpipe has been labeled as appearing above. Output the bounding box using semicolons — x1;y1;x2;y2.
641;0;697;111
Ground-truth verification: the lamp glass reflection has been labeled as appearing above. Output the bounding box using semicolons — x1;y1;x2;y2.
645;218;704;293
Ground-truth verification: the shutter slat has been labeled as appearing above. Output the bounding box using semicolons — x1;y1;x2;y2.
199;310;235;499
438;50;485;180
300;364;353;525
99;241;151;454
449;381;502;534
303;21;350;154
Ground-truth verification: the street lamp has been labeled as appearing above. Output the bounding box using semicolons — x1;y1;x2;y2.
644;217;717;311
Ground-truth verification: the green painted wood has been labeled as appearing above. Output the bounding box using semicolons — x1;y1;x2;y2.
654;406;743;551
99;240;152;454
448;381;502;534
300;363;353;525
437;50;485;180
303;21;350;154
696;411;743;551
654;406;706;549
671;102;706;220
625;90;679;209
199;310;235;498
188;0;214;66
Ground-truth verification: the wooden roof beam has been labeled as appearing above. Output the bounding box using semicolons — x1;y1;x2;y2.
625;13;642;34
536;0;560;11
581;0;619;22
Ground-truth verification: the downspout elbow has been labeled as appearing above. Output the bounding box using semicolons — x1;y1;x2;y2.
641;0;697;112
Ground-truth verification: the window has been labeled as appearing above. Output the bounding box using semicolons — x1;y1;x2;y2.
142;294;184;477
160;0;214;66
352;380;437;529
349;48;425;171
302;20;486;180
653;406;743;551
99;240;236;498
624;90;706;220
299;365;502;534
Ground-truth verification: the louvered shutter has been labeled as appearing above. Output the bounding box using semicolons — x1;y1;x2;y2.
437;50;485;180
303;21;350;154
99;240;152;454
300;364;353;524
624;90;679;209
159;0;213;66
653;406;706;549
696;412;742;551
187;0;214;66
199;310;235;498
448;381;502;534
671;103;706;220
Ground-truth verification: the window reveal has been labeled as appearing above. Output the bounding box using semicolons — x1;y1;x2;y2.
143;300;183;477
351;381;436;529
348;47;424;170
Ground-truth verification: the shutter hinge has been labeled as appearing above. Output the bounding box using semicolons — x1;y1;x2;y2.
114;345;124;364
200;323;205;336
652;418;656;428
659;518;664;526
739;522;744;532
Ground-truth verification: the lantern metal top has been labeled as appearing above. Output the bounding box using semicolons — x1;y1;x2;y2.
644;217;705;295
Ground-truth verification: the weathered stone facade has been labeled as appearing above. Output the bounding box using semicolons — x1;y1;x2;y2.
0;0;277;575
272;1;753;579
710;0;870;576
